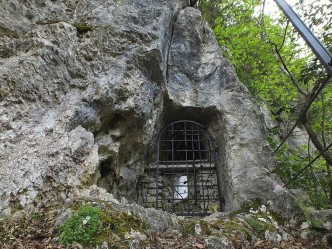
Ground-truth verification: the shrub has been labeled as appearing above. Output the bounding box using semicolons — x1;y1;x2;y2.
59;205;102;245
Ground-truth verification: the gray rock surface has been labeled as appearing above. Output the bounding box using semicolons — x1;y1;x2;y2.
1;1;281;215
205;236;234;249
57;186;180;233
311;209;332;230
167;7;279;211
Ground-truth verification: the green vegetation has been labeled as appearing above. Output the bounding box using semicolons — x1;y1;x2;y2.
210;218;251;239
295;197;324;229
179;219;212;237
197;0;332;209
179;210;281;242
59;205;102;245
73;21;94;35
230;198;263;216
245;217;267;237
57;202;148;247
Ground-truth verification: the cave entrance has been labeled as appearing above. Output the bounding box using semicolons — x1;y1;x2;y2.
143;120;223;216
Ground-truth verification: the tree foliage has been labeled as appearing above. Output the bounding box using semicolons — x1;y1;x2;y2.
198;0;332;207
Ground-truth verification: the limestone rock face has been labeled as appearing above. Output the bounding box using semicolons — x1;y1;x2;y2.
167;8;279;210
0;1;279;214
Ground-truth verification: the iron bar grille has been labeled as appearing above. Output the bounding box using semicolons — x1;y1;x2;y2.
142;120;223;216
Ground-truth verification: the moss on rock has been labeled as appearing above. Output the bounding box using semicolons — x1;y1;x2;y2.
57;201;148;248
73;21;94;35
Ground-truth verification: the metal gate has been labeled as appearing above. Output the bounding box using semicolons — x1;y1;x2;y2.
143;120;223;216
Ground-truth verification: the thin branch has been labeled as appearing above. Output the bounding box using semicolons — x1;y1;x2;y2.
279;21;290;51
307;77;323;102
269;40;308;96
275;76;331;152
259;0;267;41
261;0;266;24
320;92;327;147
285;141;332;187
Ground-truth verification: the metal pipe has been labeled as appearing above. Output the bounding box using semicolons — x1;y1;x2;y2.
274;0;332;76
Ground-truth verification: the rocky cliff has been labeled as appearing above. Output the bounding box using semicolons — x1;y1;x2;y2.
0;0;280;215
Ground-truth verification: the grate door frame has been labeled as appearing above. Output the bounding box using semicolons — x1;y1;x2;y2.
153;120;223;216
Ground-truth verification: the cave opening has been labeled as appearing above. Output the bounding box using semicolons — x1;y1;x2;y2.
97;157;117;193
141;120;223;216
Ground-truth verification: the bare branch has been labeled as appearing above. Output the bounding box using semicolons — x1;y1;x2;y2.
279;21;290;51
269;41;308;96
320;92;327;147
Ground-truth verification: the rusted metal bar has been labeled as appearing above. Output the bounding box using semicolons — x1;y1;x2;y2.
146;120;223;216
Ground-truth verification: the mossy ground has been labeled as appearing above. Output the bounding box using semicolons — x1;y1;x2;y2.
179;214;272;242
230;198;286;225
295;197;325;229
56;200;148;248
1;199;331;249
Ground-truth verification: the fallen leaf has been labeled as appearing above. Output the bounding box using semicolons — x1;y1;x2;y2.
194;242;205;249
253;240;263;246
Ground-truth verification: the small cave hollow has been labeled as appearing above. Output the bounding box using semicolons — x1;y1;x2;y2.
97;157;118;193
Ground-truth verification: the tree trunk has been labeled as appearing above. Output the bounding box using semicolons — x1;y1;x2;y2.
301;117;332;204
